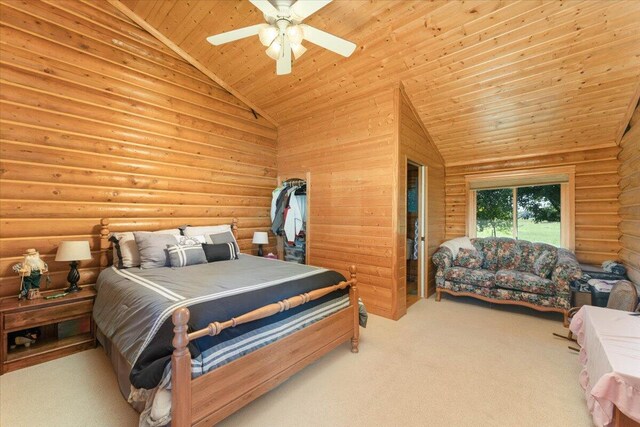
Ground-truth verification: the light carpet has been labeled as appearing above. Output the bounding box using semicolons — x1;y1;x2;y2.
0;296;593;426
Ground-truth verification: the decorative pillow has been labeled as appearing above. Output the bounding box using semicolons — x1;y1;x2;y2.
110;229;180;268
208;230;240;254
202;243;238;262
176;235;206;246
167;244;207;268
533;250;556;279
183;225;231;243
453;248;484;269
133;232;179;269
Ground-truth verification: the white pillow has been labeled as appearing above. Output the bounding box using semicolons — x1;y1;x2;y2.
439;237;475;258
183;225;231;244
111;228;180;268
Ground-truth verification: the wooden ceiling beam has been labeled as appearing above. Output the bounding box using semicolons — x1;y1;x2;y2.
615;81;640;145
107;0;278;128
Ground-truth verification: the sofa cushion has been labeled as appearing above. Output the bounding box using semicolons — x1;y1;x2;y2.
445;267;495;288
495;269;555;295
515;240;536;273
496;238;521;270
533;250;556;278
454;248;483;269
480;238;500;271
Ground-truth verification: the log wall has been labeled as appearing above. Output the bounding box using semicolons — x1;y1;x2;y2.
618;105;640;284
277;91;397;318
445;148;622;265
0;0;277;298
394;86;445;318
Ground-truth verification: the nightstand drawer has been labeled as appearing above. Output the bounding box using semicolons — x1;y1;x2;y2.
3;300;93;331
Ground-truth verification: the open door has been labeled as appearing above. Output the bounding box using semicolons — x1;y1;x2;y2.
406;161;426;307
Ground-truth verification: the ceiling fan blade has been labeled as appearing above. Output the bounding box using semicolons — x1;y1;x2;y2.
291;0;332;21
277;36;292;75
206;23;266;45
249;0;279;18
300;25;356;57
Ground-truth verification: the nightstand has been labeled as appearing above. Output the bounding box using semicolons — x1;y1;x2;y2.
0;288;96;374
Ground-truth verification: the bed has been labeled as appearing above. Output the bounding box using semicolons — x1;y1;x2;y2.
95;218;362;426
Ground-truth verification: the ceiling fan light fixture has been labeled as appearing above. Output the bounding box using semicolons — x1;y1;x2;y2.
291;42;307;59
265;38;282;60
258;25;279;47
286;25;304;45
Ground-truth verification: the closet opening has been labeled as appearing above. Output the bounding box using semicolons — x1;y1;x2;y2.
273;174;309;264
406;161;425;307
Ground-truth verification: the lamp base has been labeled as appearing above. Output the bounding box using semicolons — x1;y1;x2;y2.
257;244;264;257
65;282;81;293
65;261;81;293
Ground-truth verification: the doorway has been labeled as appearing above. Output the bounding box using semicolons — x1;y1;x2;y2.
406;161;426;307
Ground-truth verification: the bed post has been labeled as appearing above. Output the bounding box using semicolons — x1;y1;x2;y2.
231;217;238;240
172;307;191;427
348;265;359;353
99;218;110;271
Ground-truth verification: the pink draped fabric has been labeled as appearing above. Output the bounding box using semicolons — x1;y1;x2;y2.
570;306;640;427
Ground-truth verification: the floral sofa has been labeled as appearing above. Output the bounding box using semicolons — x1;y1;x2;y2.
433;237;581;325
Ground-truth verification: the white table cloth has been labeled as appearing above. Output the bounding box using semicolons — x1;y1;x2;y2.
570;305;640;426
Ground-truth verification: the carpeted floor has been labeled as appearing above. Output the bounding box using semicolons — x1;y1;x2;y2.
0;296;593;427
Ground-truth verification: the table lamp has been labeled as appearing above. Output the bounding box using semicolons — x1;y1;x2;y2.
55;241;92;293
252;232;269;257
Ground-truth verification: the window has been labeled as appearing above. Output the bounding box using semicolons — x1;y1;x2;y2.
475;185;561;246
466;167;575;249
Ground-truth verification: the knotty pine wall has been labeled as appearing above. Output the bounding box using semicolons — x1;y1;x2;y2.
445;147;622;265
394;86;445;318
277;91;397;318
618;105;640;284
0;0;277;298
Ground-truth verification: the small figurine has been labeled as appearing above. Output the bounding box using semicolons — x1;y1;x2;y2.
12;248;50;300
8;328;41;349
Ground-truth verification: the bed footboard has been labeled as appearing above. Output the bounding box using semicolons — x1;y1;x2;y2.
171;265;359;426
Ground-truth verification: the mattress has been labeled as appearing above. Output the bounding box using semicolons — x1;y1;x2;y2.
94;255;359;391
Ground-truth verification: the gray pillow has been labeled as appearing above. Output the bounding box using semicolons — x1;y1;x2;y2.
134;232;178;269
167;244;207;268
209;230;239;253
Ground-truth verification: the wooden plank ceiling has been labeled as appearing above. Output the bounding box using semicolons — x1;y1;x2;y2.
120;0;640;165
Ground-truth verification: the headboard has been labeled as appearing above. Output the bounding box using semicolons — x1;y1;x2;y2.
98;218;239;271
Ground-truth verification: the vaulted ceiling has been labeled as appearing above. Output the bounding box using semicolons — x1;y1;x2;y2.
119;0;640;165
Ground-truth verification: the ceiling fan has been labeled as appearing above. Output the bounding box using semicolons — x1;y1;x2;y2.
206;0;356;75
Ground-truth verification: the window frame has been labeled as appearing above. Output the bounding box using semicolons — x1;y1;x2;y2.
465;166;575;250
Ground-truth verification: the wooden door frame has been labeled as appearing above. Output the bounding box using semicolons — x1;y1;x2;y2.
277;172;311;264
405;159;426;305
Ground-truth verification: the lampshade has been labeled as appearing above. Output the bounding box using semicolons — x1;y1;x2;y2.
265;39;282;60
286;25;304;45
55;241;92;262
291;43;307;60
258;25;278;47
252;232;269;245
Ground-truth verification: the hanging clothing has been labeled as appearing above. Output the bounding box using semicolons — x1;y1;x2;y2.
270;185;284;222
284;193;305;243
413;218;419;260
271;186;294;234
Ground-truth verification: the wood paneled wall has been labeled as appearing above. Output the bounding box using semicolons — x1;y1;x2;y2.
277;91;397;318
445;148;621;265
618;105;640;284
0;0;277;298
394;86;445;318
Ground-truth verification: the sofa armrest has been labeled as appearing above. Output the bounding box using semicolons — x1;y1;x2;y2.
552;249;582;294
433;247;453;272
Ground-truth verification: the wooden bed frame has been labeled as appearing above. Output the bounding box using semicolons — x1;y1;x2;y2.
98;218;360;426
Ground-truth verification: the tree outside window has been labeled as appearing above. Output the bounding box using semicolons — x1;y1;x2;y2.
476;184;561;246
